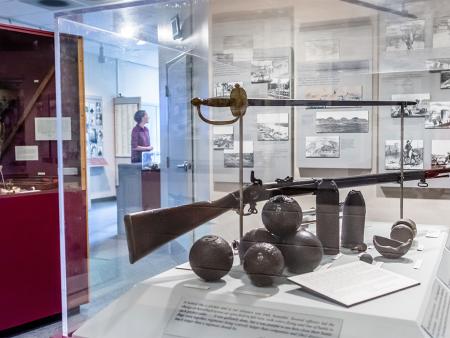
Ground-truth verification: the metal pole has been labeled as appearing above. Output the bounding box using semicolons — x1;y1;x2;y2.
239;114;244;239
400;103;405;219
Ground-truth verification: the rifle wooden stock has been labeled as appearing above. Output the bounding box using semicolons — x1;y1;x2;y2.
125;193;239;263
125;168;450;264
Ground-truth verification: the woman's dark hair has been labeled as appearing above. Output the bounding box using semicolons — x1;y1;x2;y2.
134;110;147;123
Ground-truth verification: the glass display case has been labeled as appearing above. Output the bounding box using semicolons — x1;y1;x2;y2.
54;1;450;337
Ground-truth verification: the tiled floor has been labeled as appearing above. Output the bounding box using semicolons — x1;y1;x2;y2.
8;199;193;338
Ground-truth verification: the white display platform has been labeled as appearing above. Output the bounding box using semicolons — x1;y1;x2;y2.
74;222;449;338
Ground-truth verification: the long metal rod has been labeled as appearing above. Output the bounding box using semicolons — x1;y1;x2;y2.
239;115;244;239
400;104;405;218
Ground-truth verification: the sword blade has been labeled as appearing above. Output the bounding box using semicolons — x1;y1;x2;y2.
247;98;417;107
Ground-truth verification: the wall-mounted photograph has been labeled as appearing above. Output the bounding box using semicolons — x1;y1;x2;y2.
425;102;450;128
316;110;368;133
251;56;290;99
386;20;425;51
433;17;450;48
440;71;450;89
385;139;424;170
426;58;450;72
257;113;289;141
214;81;243;97
224;141;254;168
391;93;430;118
431;140;450;168
304;39;339;61
213;125;234;150
304;85;362;101
305;136;340;158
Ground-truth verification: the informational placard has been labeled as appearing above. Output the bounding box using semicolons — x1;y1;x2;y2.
35;117;71;140
15;145;38;161
165;298;343;338
289;262;420;307
421;280;450;338
437;249;450;288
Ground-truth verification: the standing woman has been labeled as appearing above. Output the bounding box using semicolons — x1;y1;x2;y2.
131;110;153;163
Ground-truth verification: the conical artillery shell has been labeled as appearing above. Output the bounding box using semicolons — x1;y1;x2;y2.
316;179;340;255
341;190;366;249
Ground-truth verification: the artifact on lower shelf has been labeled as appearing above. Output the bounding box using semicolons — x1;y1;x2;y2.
373;235;412;259
261;195;303;237
341;190;366;249
243;242;284;287
124;168;450;264
278;229;323;274
238;228;279;260
390;218;417;243
189;235;234;282
359;253;373;264
316;179;340;255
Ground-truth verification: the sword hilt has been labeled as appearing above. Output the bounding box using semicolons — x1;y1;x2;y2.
191;84;248;125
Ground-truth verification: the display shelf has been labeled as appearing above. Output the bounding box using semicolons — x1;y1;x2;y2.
73;222;449;338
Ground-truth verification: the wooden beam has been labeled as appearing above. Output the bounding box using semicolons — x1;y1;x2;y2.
0;66;55;159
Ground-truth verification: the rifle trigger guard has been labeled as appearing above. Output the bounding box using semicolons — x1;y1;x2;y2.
418;179;428;188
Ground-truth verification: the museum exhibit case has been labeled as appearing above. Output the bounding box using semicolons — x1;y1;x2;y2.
0;24;89;333
54;0;450;337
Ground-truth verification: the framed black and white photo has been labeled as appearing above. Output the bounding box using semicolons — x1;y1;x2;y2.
213;125;234;150
305;85;362;101
386;20;425;51
305;136;340;158
425;102;450;128
431;140;450;168
391;93;430;118
440;71;450;89
385;140;423;170
251;56;290;98
433;17;450;48
214;81;243;97
224;141;254;168
426;58;450;72
316;111;369;133
86;97;106;166
304;39;339;61
257;113;289;141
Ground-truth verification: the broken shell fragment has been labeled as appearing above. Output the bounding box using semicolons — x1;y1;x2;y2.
373;235;412;259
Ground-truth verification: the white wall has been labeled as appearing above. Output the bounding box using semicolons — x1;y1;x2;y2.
84;50;160;200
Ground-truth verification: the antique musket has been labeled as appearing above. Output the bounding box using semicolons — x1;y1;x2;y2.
125;168;450;263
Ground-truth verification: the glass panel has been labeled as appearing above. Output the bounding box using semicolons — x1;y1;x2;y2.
54;0;450;336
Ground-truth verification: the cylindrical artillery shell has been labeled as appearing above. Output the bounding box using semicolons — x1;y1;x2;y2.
341;190;366;249
316;179;340;255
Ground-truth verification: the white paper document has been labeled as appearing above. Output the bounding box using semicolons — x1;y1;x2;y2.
421;280;450;338
288;261;420;307
15;145;38;161
165;298;343;338
437;249;450;288
35;117;71;140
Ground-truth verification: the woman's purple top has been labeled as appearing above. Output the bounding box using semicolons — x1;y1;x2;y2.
131;124;150;163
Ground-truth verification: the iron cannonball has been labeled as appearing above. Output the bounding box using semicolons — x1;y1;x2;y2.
390;224;415;243
238;228;279;261
243;242;285;287
261;195;303;237
278;229;323;274
189;235;234;281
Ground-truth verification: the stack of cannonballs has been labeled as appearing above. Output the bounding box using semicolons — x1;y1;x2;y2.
240;195;323;286
188;195;324;287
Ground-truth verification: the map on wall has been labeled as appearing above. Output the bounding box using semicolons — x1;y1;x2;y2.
86;97;107;166
386;20;425;51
